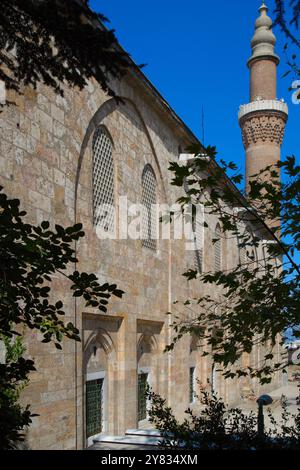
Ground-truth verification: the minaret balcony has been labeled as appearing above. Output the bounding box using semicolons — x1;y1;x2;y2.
238;99;288;123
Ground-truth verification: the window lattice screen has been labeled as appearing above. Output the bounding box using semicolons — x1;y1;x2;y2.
239;229;250;268
142;165;157;250
240;245;247;266
92;128;115;232
214;226;222;272
249;248;256;271
86;378;103;438
192;217;203;273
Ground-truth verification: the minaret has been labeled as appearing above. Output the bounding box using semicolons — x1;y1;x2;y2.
239;1;288;191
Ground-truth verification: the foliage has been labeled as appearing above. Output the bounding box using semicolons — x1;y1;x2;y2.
274;0;300;48
147;386;300;450
0;0;134;99
0;0;131;450
167;2;300;386
274;0;300;99
2;335;26;363
0;188;124;449
166;144;300;383
163;1;300;383
0;334;32;450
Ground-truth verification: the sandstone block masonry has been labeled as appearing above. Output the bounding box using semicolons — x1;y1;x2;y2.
0;1;284;450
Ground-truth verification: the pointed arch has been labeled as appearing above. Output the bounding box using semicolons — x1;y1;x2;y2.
84;328;115;367
75;97;168;219
137;333;158;362
141;164;157;250
92;125;115;232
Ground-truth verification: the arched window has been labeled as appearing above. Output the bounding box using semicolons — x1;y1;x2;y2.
239;227;257;270
92;127;115;233
240;245;247;267
142;164;157;250
214;224;222;271
193;212;203;273
239;230;248;267
262;243;269;268
249;248;256;270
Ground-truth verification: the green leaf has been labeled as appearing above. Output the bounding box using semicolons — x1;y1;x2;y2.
41;221;50;230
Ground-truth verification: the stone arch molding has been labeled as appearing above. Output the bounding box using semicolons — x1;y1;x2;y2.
138;332;158;352
83;328;116;369
137;332;158;363
75;96;167;214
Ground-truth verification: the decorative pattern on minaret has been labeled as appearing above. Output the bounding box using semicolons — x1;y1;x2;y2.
240;112;287;148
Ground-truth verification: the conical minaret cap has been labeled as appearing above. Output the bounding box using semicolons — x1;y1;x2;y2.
248;2;279;66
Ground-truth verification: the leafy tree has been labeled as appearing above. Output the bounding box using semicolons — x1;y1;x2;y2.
0;0;134;99
166;141;299;384
0;0;130;449
163;1;300;385
0;188;124;449
274;0;300;100
0;334;32;450
147;386;300;450
274;0;300;48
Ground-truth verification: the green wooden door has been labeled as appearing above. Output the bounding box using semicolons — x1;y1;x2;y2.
86;378;103;438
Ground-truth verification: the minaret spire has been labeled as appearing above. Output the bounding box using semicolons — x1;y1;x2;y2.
248;1;279;73
238;1;288;196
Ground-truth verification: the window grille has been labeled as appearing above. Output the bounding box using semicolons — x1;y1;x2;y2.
240;245;247;266
86;378;103;438
239;229;251;268
138;373;148;421
214;225;222;271
249;249;256;267
92;128;115;233
189;367;195;403
194;248;203;273
142;165;157;250
192;216;203;273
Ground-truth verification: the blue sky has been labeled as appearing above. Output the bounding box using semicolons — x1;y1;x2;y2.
90;1;299;341
90;0;298;178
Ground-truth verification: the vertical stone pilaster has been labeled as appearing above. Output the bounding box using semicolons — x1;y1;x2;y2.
118;315;137;432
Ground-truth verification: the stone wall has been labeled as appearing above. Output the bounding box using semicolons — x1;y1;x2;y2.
0;70;282;449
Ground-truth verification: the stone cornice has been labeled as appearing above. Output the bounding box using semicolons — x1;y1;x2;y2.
238;99;288;122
